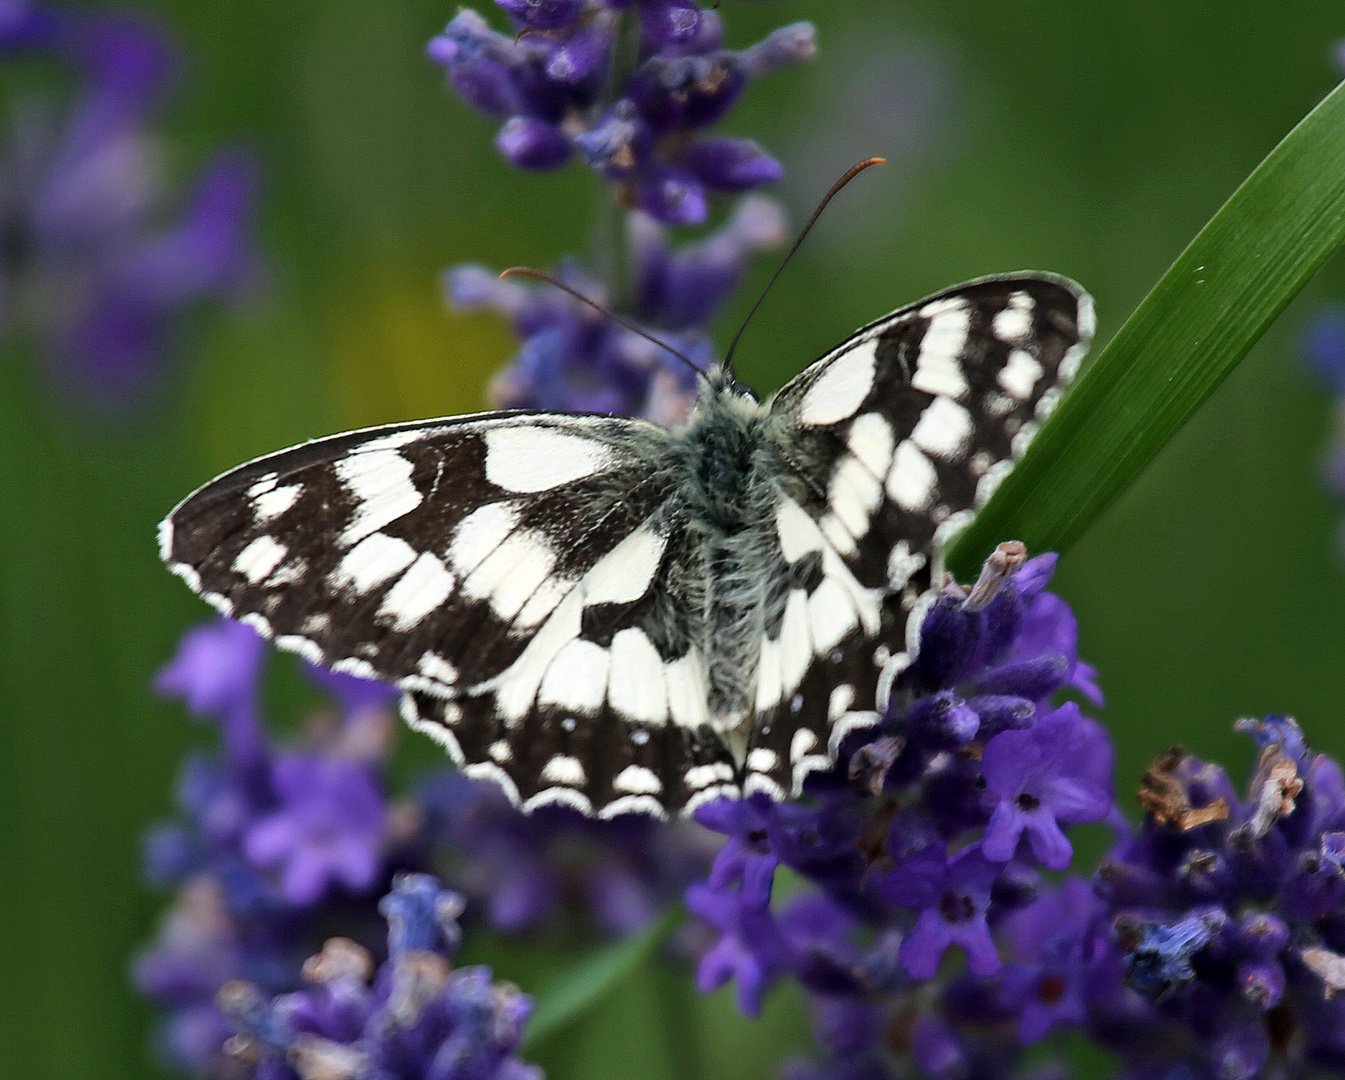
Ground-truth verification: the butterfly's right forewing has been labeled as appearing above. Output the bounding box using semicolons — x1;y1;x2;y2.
742;274;1094;798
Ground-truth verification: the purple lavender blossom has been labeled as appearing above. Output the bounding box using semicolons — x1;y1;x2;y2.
243;754;388;906
446;195;784;419
0;4;256;410
886;843;1003;978
687;549;1115;1044
428;4;811;223
137;617;709;1075
218;873;540;1080
1093;717;1345;1080
432;2;803;422
423;770;711;935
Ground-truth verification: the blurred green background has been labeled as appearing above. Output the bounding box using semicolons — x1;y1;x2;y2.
4;1;1345;1077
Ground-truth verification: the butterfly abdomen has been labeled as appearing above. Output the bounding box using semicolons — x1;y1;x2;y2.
676;386;788;755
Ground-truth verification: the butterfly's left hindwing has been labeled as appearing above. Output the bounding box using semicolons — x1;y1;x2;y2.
741;274;1094;799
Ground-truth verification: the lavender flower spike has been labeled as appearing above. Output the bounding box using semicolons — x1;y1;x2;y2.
219;873;541;1080
0;4;256;409
429;4;811;222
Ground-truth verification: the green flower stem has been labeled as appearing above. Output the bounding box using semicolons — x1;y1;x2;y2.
522;905;683;1052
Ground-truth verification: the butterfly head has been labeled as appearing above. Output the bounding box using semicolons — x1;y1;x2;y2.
696;360;758;405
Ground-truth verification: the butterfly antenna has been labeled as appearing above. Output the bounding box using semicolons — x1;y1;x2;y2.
721;157;886;377
499;266;703;377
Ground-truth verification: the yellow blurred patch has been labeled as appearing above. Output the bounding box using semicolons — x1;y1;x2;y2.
327;262;510;429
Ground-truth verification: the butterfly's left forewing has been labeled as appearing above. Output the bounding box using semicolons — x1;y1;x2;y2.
745;274;1094;798
162;411;737;818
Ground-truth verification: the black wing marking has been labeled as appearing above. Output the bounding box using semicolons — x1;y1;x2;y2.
744;274;1094;798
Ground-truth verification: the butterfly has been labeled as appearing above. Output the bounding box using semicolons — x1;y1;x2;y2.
160;272;1093;819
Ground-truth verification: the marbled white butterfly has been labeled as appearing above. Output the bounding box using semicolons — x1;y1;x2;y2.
160;272;1093;818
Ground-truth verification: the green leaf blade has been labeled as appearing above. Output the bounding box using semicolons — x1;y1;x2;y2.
947;80;1345;578
521;905;682;1052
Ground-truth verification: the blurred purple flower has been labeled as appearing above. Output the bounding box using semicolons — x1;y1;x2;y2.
139;616;708;1075
446;195;784;420
220;874;540;1080
244;754;388;906
0;4;256;411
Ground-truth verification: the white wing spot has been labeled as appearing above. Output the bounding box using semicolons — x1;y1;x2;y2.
360;427;442;453
912;306;970;398
887;440;938;511
665;651;710;728
462;531;557;621
253;483;302;524
233;536;288;584
377;552;456;630
998;348;1043;399
515;575;574;630
776;498;823;563
887;540;927;590
755;636;782;713
583;524;667;607
911;397;974;459
778;589;812;698
336;450;422;547
331;532;418;595
846;412;895;479
685;762;734;790
828;456;883;539
828;684;855;720
799;338;877;425
746;748;779;773
538;638;609;713
993;305;1033;342
614;764;662;795
492;590;583;721
819;515;857;557
609;628;669;724
791;728;818;763
417;651;459;685
484;427;614;493
807;577;858;654
541;754;587;787
449;503;520;577
488;740;513;763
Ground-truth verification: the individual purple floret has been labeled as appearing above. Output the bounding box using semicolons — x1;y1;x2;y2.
428;3;811;223
980;702;1114;869
217;873;540;1080
446;194;784;419
0;3;256;410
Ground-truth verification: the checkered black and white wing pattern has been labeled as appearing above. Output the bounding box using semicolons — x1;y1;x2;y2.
742;274;1094;799
161;412;736;818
